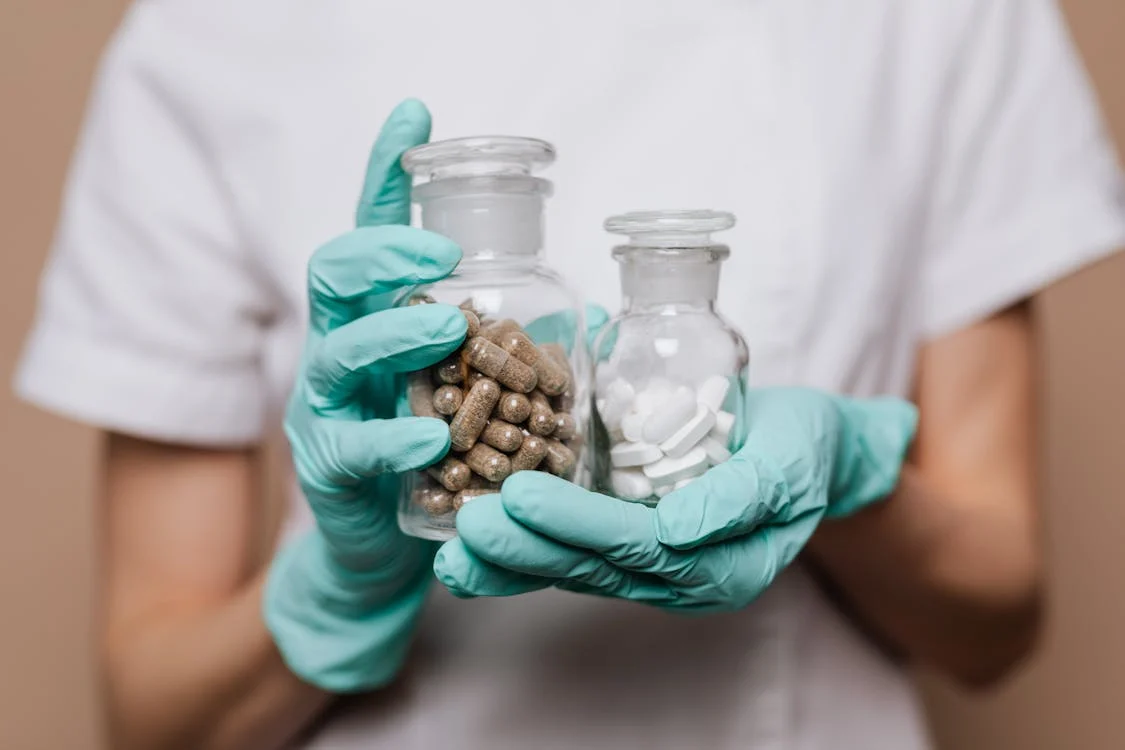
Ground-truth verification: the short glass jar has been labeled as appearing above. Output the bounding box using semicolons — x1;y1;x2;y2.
396;136;590;541
591;210;750;504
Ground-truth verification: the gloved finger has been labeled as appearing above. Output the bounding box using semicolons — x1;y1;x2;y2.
653;452;791;550
499;472;697;577
287;416;450;496
355;98;431;228
825;396;917;518
307;225;461;334
433;537;553;598
305;305;466;412
455;493;673;600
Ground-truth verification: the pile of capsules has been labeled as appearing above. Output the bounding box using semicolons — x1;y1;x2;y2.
407;296;578;517
598;375;736;502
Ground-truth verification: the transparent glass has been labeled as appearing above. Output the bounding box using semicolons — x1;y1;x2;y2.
591;210;750;504
396;136;591;541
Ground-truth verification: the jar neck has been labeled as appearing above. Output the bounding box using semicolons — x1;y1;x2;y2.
617;247;725;311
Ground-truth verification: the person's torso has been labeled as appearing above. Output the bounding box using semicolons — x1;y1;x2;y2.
142;1;964;746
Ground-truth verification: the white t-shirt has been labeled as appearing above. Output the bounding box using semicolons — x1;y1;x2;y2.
17;1;1125;748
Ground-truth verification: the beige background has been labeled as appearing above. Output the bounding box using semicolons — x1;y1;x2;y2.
0;2;1123;749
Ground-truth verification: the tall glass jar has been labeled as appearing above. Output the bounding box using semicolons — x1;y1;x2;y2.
591;210;749;504
396;136;590;541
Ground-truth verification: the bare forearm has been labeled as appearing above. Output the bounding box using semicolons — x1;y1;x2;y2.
804;466;1042;686
105;570;333;750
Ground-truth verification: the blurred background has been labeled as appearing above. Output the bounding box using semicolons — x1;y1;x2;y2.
1;1;1123;748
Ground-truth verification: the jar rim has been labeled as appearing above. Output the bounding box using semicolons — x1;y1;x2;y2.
604;209;736;239
402;136;556;181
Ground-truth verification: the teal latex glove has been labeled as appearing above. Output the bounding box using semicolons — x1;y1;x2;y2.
264;100;467;691
434;388;917;612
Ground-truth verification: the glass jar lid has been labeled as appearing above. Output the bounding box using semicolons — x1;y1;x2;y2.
402;136;555;181
606;209;735;258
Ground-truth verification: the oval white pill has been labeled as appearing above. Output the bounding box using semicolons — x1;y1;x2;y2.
611;469;654;501
701;435;732;465
611;441;663;468
600;378;636;430
641;386;697;444
710;410;735;442
697;375;731;413
659;404;716;459
642;445;708;484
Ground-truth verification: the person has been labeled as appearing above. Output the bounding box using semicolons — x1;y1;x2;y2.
15;0;1125;748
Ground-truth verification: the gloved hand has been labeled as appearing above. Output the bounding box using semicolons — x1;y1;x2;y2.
264;99;467;691
433;388;917;612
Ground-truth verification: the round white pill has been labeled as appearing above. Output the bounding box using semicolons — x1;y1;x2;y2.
621;411;648;442
610;441;664;468
611;469;654;501
600;378;636;431
641;386;697;444
634;378;675;415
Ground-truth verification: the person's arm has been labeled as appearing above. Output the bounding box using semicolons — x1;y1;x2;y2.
101;433;332;750
805;302;1041;687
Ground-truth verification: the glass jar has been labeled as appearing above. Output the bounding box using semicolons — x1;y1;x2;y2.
396;136;591;541
591;210;750;504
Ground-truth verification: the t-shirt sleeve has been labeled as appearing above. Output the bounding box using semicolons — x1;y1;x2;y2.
920;0;1125;339
14;7;278;446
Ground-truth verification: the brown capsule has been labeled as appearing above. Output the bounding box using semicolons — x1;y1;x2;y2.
480;419;524;452
462;337;538;393
497;333;570;396
510;434;548;472
464;443;512;482
462;309;481;338
481;319;522;344
469;476;502;491
434;354;464;385
541;342;568;366
407;293;436;306
551;389;575;413
432;384;464;416
449;377;502;451
495;391;532;424
427;456;472;492
408;373;438;418
533;345;571;396
527;390;557;437
553;412;577;441
452;488;494;512
543;438;577;478
459;298;478;312
465;369;485;390
415;486;454;517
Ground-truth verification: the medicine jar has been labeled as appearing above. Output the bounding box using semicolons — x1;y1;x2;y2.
591;210;750;504
396;136;591;541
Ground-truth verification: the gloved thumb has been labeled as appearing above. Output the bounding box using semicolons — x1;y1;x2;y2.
355;99;432;228
825;396;918;518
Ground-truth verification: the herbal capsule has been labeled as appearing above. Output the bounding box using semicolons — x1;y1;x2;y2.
426;456;472;492
452;488;494;512
510;434;548;472
541;342;568;366
543;438;577;478
449;377;502;451
552;389;575;413
407;293;436;306
462;309;481;338
415;486;454;516
465;370;485;390
408;373;438;418
480;420;524;453
497;332;571;396
432;384;464;416
464;443;512;483
469;476;502;491
527;390;557;437
462;337;538;393
495;391;532;423
481;318;522;344
434;354;464;385
552;412;577;441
